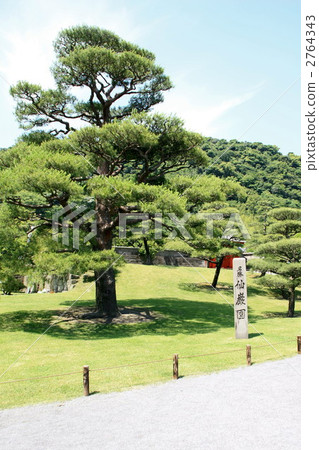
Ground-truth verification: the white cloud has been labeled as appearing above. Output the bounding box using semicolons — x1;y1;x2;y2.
154;82;263;137
0;30;55;87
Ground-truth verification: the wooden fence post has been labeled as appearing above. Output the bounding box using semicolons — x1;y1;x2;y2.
83;365;90;396
173;354;179;379
246;345;252;366
297;335;301;354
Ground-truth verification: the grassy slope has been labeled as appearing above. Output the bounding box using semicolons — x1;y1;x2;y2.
0;264;300;409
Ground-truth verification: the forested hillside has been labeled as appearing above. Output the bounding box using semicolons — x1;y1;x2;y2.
199;138;300;207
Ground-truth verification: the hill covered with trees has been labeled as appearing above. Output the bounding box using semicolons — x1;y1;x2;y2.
199;138;300;208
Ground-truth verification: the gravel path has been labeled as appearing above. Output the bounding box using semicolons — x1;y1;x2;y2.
0;356;300;450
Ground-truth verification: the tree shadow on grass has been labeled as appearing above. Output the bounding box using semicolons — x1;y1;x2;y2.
249;332;264;338
0;296;258;340
179;281;270;298
261;310;301;319
179;282;235;293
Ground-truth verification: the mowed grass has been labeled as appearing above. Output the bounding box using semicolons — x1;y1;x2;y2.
0;264;300;409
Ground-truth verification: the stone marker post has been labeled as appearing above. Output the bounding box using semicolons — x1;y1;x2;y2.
233;257;248;339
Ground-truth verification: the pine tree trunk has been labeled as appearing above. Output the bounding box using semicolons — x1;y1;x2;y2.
143;237;153;265
95;268;119;317
287;288;295;318
93;198;120;318
212;256;224;288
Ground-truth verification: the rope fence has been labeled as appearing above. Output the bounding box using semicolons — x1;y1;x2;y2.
0;336;300;396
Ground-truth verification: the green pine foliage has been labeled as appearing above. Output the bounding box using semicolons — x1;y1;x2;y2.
10;25;172;134
247;208;301;317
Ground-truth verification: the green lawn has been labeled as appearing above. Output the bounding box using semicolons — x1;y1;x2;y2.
0;264;300;409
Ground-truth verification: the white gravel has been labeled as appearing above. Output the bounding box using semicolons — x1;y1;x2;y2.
0;356;300;450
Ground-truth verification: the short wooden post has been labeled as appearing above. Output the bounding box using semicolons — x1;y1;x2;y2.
83;365;90;396
246;345;252;366
297;335;301;354
173;354;179;379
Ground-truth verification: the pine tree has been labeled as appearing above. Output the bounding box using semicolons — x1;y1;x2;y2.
2;26;208;318
248;208;301;317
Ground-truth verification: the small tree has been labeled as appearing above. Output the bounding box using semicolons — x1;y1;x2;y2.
248;208;301;317
0;271;25;295
0;203;30;295
170;176;248;287
154;175;248;286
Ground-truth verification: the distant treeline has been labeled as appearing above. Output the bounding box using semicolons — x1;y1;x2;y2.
198;138;300;209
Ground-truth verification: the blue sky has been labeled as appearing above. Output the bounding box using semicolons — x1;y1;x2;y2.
0;0;300;154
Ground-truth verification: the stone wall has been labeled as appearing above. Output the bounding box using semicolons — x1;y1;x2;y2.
24;274;80;293
115;247;207;268
44;274;80;293
115;246;143;264
153;250;207;267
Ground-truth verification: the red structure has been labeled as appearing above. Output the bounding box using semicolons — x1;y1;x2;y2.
208;255;240;269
